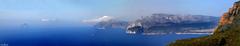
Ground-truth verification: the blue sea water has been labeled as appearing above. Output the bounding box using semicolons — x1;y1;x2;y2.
0;25;208;46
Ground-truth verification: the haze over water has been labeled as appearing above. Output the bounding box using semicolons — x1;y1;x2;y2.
0;0;237;46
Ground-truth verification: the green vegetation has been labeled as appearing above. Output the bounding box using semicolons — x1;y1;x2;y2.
169;1;240;46
169;25;240;46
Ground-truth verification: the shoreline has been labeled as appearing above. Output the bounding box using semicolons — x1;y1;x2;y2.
175;33;213;35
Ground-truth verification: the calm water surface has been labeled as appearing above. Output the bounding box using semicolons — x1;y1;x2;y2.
0;25;208;46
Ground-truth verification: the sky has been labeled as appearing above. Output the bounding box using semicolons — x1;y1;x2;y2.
0;0;237;25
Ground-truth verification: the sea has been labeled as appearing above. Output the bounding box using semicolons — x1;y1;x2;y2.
0;24;208;46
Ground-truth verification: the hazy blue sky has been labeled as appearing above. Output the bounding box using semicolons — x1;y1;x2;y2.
0;0;237;24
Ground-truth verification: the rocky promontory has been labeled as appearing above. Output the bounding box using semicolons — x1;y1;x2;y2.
169;1;240;46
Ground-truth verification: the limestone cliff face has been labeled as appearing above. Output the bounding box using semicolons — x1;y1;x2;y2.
169;1;240;46
215;1;240;32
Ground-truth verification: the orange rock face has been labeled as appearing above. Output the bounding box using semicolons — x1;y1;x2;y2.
219;13;231;25
219;2;240;26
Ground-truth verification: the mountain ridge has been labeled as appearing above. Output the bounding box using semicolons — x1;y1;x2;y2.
94;13;219;35
126;13;219;34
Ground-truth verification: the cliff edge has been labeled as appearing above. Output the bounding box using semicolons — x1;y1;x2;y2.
169;1;240;46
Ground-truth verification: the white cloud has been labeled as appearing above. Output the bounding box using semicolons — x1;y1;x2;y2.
40;18;56;22
82;16;113;23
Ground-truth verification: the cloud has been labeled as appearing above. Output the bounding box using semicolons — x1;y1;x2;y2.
82;16;113;23
40;18;56;22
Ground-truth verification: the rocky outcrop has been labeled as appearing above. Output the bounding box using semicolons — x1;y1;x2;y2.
215;1;240;32
126;22;144;34
169;1;240;46
127;14;219;34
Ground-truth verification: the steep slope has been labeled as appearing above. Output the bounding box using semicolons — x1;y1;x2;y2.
169;1;240;46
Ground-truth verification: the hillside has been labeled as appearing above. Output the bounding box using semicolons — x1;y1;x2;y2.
169;1;240;46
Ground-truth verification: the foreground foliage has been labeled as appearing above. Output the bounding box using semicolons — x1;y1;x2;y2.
169;1;240;46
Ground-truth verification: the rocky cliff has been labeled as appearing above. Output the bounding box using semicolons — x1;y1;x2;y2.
169;1;240;46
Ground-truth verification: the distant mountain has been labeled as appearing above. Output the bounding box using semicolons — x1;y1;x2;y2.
94;14;219;35
82;16;114;24
94;19;128;29
126;14;219;34
169;1;240;46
